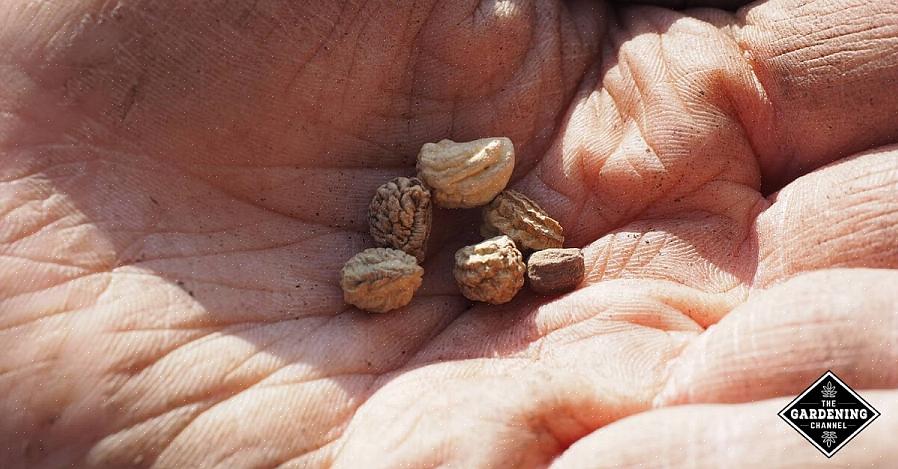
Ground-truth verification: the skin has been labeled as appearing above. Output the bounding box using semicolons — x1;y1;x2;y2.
1;0;897;466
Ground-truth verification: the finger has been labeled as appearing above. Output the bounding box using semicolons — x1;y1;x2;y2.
552;390;898;468
518;0;898;245
735;0;898;188
752;144;898;288
514;4;769;306
654;268;898;407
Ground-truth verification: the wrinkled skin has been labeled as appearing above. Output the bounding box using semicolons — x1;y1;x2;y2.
2;0;898;467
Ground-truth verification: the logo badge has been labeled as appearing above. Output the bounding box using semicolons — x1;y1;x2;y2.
779;370;880;458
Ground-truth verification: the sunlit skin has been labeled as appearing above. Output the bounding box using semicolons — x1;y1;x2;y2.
1;0;897;466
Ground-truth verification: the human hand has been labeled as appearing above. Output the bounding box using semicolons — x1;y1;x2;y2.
2;0;896;466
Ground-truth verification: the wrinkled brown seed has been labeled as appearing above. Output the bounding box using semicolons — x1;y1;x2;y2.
368;176;432;262
526;248;584;295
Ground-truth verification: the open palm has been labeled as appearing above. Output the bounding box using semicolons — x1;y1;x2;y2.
2;0;897;466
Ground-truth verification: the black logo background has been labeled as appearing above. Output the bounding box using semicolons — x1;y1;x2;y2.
779;370;880;458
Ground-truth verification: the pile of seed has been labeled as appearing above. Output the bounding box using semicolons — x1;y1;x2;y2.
340;137;585;313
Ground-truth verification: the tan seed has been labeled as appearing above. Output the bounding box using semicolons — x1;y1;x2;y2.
340;248;423;313
417;137;515;208
453;235;525;304
481;190;563;251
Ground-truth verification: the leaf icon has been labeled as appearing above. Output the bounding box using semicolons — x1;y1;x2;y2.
821;381;837;398
822;431;837;447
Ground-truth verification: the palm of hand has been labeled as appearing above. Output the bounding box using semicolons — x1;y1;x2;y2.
2;0;897;467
